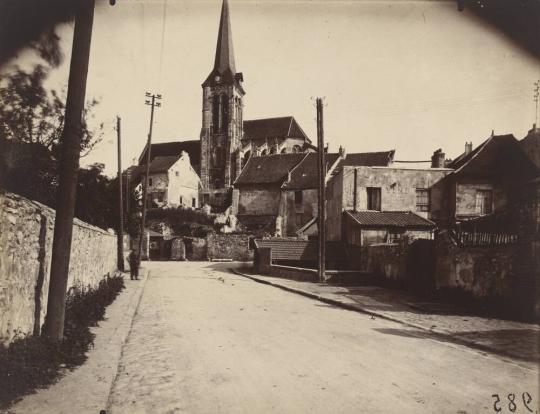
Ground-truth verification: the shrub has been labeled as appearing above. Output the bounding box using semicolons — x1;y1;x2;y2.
0;274;125;409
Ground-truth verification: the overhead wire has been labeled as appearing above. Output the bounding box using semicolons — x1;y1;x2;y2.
157;0;168;94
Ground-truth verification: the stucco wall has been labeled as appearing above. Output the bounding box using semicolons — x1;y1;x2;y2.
280;189;318;237
342;166;450;218
0;191;117;345
166;153;201;208
455;181;507;218
326;170;344;241
237;185;281;215
434;231;516;298
361;243;409;284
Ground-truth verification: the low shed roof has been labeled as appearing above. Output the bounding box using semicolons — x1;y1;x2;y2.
346;210;435;229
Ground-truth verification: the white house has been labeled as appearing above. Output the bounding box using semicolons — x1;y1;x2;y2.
137;151;201;209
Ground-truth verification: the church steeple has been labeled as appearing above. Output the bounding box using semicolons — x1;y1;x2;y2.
200;0;245;208
203;0;242;87
213;0;235;75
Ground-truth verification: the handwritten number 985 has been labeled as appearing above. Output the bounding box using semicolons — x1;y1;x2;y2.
491;393;535;413
492;392;533;413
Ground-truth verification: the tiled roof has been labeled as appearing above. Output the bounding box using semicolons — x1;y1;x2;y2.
234;153;307;186
148;156;180;173
254;239;347;261
282;152;341;190
243;116;311;143
339;151;395;167
346;210;435;228
448;135;539;179
138;140;200;168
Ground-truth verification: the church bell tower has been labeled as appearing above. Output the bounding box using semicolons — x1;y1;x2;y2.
200;0;245;208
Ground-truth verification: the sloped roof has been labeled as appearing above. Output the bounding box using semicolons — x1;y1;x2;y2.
253;238;347;261
243;116;311;143
148;156;180;173
138;140;200;168
234;153;307;186
339;150;395;168
346;210;435;228
282;152;341;190
282;150;395;190
448;134;539;180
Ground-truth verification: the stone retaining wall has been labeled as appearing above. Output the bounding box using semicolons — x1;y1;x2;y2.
0;191;117;345
207;234;253;262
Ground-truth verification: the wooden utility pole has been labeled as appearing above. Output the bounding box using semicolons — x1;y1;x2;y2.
317;98;326;283
116;116;125;271
137;93;162;263
43;0;95;341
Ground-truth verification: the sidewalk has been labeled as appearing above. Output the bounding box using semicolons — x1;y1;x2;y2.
4;269;149;414
232;268;540;367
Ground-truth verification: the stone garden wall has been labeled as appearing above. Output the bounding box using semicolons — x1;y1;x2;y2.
0;191;117;345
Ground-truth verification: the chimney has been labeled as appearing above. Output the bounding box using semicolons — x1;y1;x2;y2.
431;148;445;168
338;145;346;159
464;142;473;155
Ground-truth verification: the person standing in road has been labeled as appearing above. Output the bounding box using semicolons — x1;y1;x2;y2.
128;249;140;280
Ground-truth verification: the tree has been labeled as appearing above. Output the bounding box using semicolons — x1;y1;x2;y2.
0;65;103;156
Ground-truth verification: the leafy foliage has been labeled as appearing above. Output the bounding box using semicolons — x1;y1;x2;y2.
147;207;216;237
0;65;104;156
0;274;125;410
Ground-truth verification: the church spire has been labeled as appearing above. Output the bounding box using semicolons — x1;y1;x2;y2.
213;0;236;75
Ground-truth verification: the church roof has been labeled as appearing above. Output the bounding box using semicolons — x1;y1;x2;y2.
243;116;311;143
234;153;307;186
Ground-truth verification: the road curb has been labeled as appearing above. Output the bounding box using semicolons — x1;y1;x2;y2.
230;268;537;367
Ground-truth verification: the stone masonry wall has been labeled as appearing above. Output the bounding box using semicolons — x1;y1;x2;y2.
0;191;117;345
207;234;253;261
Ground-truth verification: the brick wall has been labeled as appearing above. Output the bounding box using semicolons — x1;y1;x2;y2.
0;191;117;345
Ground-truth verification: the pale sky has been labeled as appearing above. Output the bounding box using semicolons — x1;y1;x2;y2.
7;0;540;175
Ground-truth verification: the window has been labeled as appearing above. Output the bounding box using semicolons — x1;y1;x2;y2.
294;190;303;205
475;190;493;214
296;213;304;226
416;189;430;212
175;171;179;177
180;196;183;205
388;230;404;243
192;198;196;208
367;187;381;211
148;178;153;186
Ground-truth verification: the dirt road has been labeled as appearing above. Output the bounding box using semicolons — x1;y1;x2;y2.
106;262;539;414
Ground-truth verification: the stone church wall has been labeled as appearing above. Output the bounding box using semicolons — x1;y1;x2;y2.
0;191;117;345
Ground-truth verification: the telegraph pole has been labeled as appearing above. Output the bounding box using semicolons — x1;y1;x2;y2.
534;80;539;127
316;98;326;283
137;93;162;263
116;116;125;271
43;0;95;341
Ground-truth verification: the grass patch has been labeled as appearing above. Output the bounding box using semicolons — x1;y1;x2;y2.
0;274;125;409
